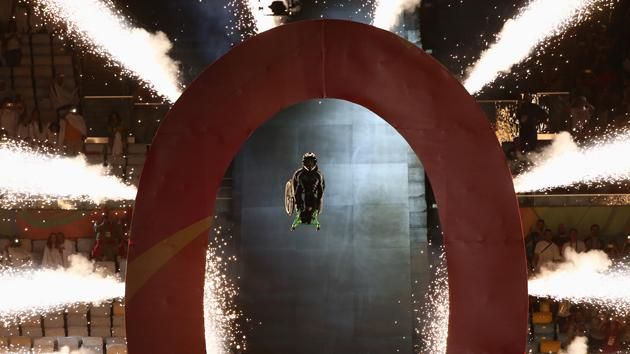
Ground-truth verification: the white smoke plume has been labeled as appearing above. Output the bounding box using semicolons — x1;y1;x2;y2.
0;254;124;321
513;131;630;193
372;0;421;30
0;140;137;208
560;336;588;354
464;0;614;94
34;0;183;102
528;249;630;315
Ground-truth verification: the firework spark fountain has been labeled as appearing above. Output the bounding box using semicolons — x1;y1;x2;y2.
372;0;421;30
0;254;124;322
464;0;615;94
204;223;244;354
417;248;449;354
529;249;630;315
0;141;136;208
33;0;182;102
513;131;630;193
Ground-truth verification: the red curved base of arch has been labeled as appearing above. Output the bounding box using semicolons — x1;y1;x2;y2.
126;20;527;354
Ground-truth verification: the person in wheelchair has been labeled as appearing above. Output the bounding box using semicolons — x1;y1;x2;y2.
288;152;325;230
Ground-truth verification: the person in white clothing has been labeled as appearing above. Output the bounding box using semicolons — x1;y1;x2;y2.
41;233;64;269
16;110;45;142
56;232;76;268
561;228;586;255
49;73;78;118
59;108;87;155
534;229;562;272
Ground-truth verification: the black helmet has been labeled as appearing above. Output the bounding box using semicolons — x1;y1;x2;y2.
302;152;317;164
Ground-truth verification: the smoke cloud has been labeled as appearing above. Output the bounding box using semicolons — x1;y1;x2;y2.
513;130;630;193
372;0;421;30
528;249;630;315
0;254;124;321
560;336;588;354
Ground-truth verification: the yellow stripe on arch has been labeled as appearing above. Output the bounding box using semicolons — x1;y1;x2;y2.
126;216;213;300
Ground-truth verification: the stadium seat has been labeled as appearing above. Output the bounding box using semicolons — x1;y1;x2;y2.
90;326;111;338
532;311;553;324
111;326;126;338
67;326;88;337
539;340;561;353
82;336;104;353
44;327;65;337
32;337;55;353
8;336;31;350
0;324;19;337
43;312;65;328
112;300;125;317
57;336;80;350
112;315;125;327
106;343;128;354
105;337;126;345
67;303;90;315
90;302;112;317
20;326;43;337
533;323;555;335
67;313;88;326
91;316;111;327
19;315;41;328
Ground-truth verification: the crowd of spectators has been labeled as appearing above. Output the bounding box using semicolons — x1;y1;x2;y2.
0;206;130;273
0;72;87;155
527;218;630;353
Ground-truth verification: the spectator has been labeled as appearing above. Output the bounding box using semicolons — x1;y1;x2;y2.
107;112;127;157
92;206;122;262
41;232;63;268
569;96;595;134
533;229;562;272
56;232;75;268
553;223;569;247
16;109;43;142
585;224;604;251
561;228;586;254
0;98;18;137
49;73;79;119
516;94;546;152
58;107;87;155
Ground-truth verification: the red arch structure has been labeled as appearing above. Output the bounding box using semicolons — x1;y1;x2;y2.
126;20;527;354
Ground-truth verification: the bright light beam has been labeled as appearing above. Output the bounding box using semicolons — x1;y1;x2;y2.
372;0;421;30
0;141;137;208
464;0;614;94
513;131;630;193
0;255;124;321
34;0;183;102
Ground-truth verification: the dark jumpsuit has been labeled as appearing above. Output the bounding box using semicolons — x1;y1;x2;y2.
291;165;325;228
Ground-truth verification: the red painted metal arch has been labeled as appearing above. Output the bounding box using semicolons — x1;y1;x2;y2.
127;19;527;354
